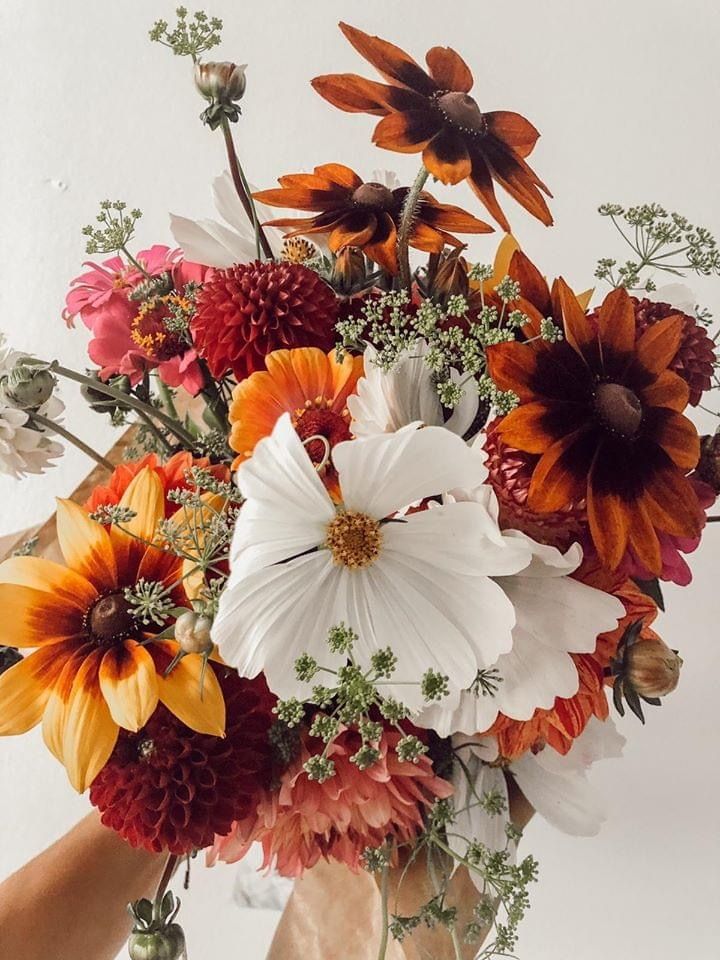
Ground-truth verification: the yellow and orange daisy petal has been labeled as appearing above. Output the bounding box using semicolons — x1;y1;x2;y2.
56;498;118;593
0;554;98;609
150;641;226;737
42;642;96;761
0;642;76;735
62;649;119;792
98;640;160;732
0;583;85;647
425;46;473;93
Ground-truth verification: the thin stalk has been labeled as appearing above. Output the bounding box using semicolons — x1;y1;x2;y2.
49;363;199;449
29;411;113;471
220;117;273;259
152;853;179;923
398;166;430;291
156;378;180;422
427;847;463;960
136;409;175;455
377;862;390;960
121;245;151;280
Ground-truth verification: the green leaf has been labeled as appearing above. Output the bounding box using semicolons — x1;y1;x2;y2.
131;897;154;926
632;578;665;611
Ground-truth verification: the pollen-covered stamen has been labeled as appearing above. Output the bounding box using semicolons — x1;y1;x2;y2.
594;382;643;438
352;182;396;211
130;294;191;361
87;593;136;644
281;236;317;264
435;91;487;135
325;511;383;569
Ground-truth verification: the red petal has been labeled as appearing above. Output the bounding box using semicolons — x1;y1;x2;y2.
556;277;597;363
373;109;441;152
635;314;684;376
596;286;635;359
485;111;541;158
338;23;438;95
425;47;473;93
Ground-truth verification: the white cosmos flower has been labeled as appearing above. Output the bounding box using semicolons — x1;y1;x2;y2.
212;414;531;711
419;485;624;736
170;171;284;267
348;343;480;440
450;717;626;884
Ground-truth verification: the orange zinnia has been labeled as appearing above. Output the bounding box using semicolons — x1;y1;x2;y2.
487;284;702;574
312;24;552;232
0;468;225;791
253;163;492;274
229;347;363;489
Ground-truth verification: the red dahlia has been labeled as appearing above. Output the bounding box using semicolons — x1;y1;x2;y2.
192;260;339;381
632;296;716;406
89;668;276;855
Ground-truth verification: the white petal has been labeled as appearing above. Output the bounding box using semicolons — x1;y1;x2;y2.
535;716;625;775
444;367;481;439
449;749;510;885
334;424;487;519
511;752;606;836
169;214;257;268
647;282;696;315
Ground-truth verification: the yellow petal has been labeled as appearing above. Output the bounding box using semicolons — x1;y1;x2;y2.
56;499;118;592
42;643;95;761
118;467;165;543
98;640;159;731
62;649;119;792
491;233;520;285
0;643;72;735
0;555;98;610
153;641;226;737
577;287;594;311
0;583;84;647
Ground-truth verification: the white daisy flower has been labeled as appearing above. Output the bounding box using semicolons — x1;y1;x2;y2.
419;485;624;736
348;343;480;440
450;716;626;882
170;171;284;267
212;415;531;711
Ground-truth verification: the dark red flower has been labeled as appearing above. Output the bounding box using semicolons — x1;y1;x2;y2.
89;668;276;855
312;24;552;232
192;261;338;381
254;163;492;274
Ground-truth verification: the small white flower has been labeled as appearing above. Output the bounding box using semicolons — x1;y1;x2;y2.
450;717;626;886
213;415;530;711
646;281;695;315
348;343;480;440
420;485;624;736
170;172;284;267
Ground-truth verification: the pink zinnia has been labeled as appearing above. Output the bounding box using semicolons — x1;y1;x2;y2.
209;724;452;877
64;246;209;395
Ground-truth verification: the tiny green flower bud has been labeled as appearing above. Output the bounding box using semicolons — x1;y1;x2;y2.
3;359;56;410
128;926;186;960
174;610;213;654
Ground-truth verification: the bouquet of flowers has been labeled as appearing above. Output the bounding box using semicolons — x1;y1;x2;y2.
2;10;719;959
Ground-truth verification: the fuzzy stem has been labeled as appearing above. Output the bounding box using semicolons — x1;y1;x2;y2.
152;854;179;924
377;862;390;960
29;411;113;471
398;166;430;290
220;117;273;259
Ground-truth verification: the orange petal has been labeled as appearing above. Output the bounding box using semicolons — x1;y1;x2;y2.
494;401;570;453
638;370;689;412
61;649;119;792
508;250;551;317
152;641;226;737
627;498;662;576
253;186;336;212
425;46;473;93
373;110;441;152
482;140;553;226
98;640;159;731
596;286;635;358
468;154;510;233
55;499;118;593
313;163;363;191
329;213;378;251
0;583;84;647
362;213;399;274
42;643;94;761
338;22;437;96
486;341;543;401
423;129;472;185
485;111;540;159
635;314;684;376
310;74;412;116
586;483;630;571
556;277;597;362
643;469;703;538
0;555;97;610
408;220;448;254
646;409;700;470
527;429;592;511
0;642;74;735
420;199;493;235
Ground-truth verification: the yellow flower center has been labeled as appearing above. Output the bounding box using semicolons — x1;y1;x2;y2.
325;511;383;569
281;237;317;264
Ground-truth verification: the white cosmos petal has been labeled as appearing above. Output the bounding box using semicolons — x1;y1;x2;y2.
533;715;626;775
169;214;257;268
334;424;487;519
231;414;334;576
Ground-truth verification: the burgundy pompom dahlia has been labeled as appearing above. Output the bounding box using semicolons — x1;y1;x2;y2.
192;260;338;381
90;668;277;855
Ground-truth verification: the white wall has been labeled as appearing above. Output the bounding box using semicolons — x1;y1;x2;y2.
1;1;719;957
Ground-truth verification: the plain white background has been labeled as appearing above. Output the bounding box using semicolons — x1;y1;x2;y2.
1;1;719;957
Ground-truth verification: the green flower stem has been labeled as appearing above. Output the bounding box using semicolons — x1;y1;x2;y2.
29;410;113;471
136;409;175;455
377;862;390;960
427;847;463;960
220;117;273;260
49;363;199;450
152;853;179;923
398;166;430;291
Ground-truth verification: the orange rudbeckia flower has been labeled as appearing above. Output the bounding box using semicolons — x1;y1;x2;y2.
254;163;492;274
0;468;225;792
312;23;552;232
229;347;363;490
487;284;702;574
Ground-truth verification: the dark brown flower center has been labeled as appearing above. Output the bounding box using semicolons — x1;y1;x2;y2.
88;593;136;644
352;182;395;210
436;92;486;134
594;382;643;437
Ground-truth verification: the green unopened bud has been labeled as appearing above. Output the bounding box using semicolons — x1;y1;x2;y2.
128;927;186;960
81;372;131;417
174;609;213;655
3;359;55;410
194;61;247;128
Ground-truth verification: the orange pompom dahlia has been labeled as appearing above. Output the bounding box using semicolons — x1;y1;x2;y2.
0;468;225;791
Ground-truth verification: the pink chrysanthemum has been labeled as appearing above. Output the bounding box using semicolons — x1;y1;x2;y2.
210;725;452;877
